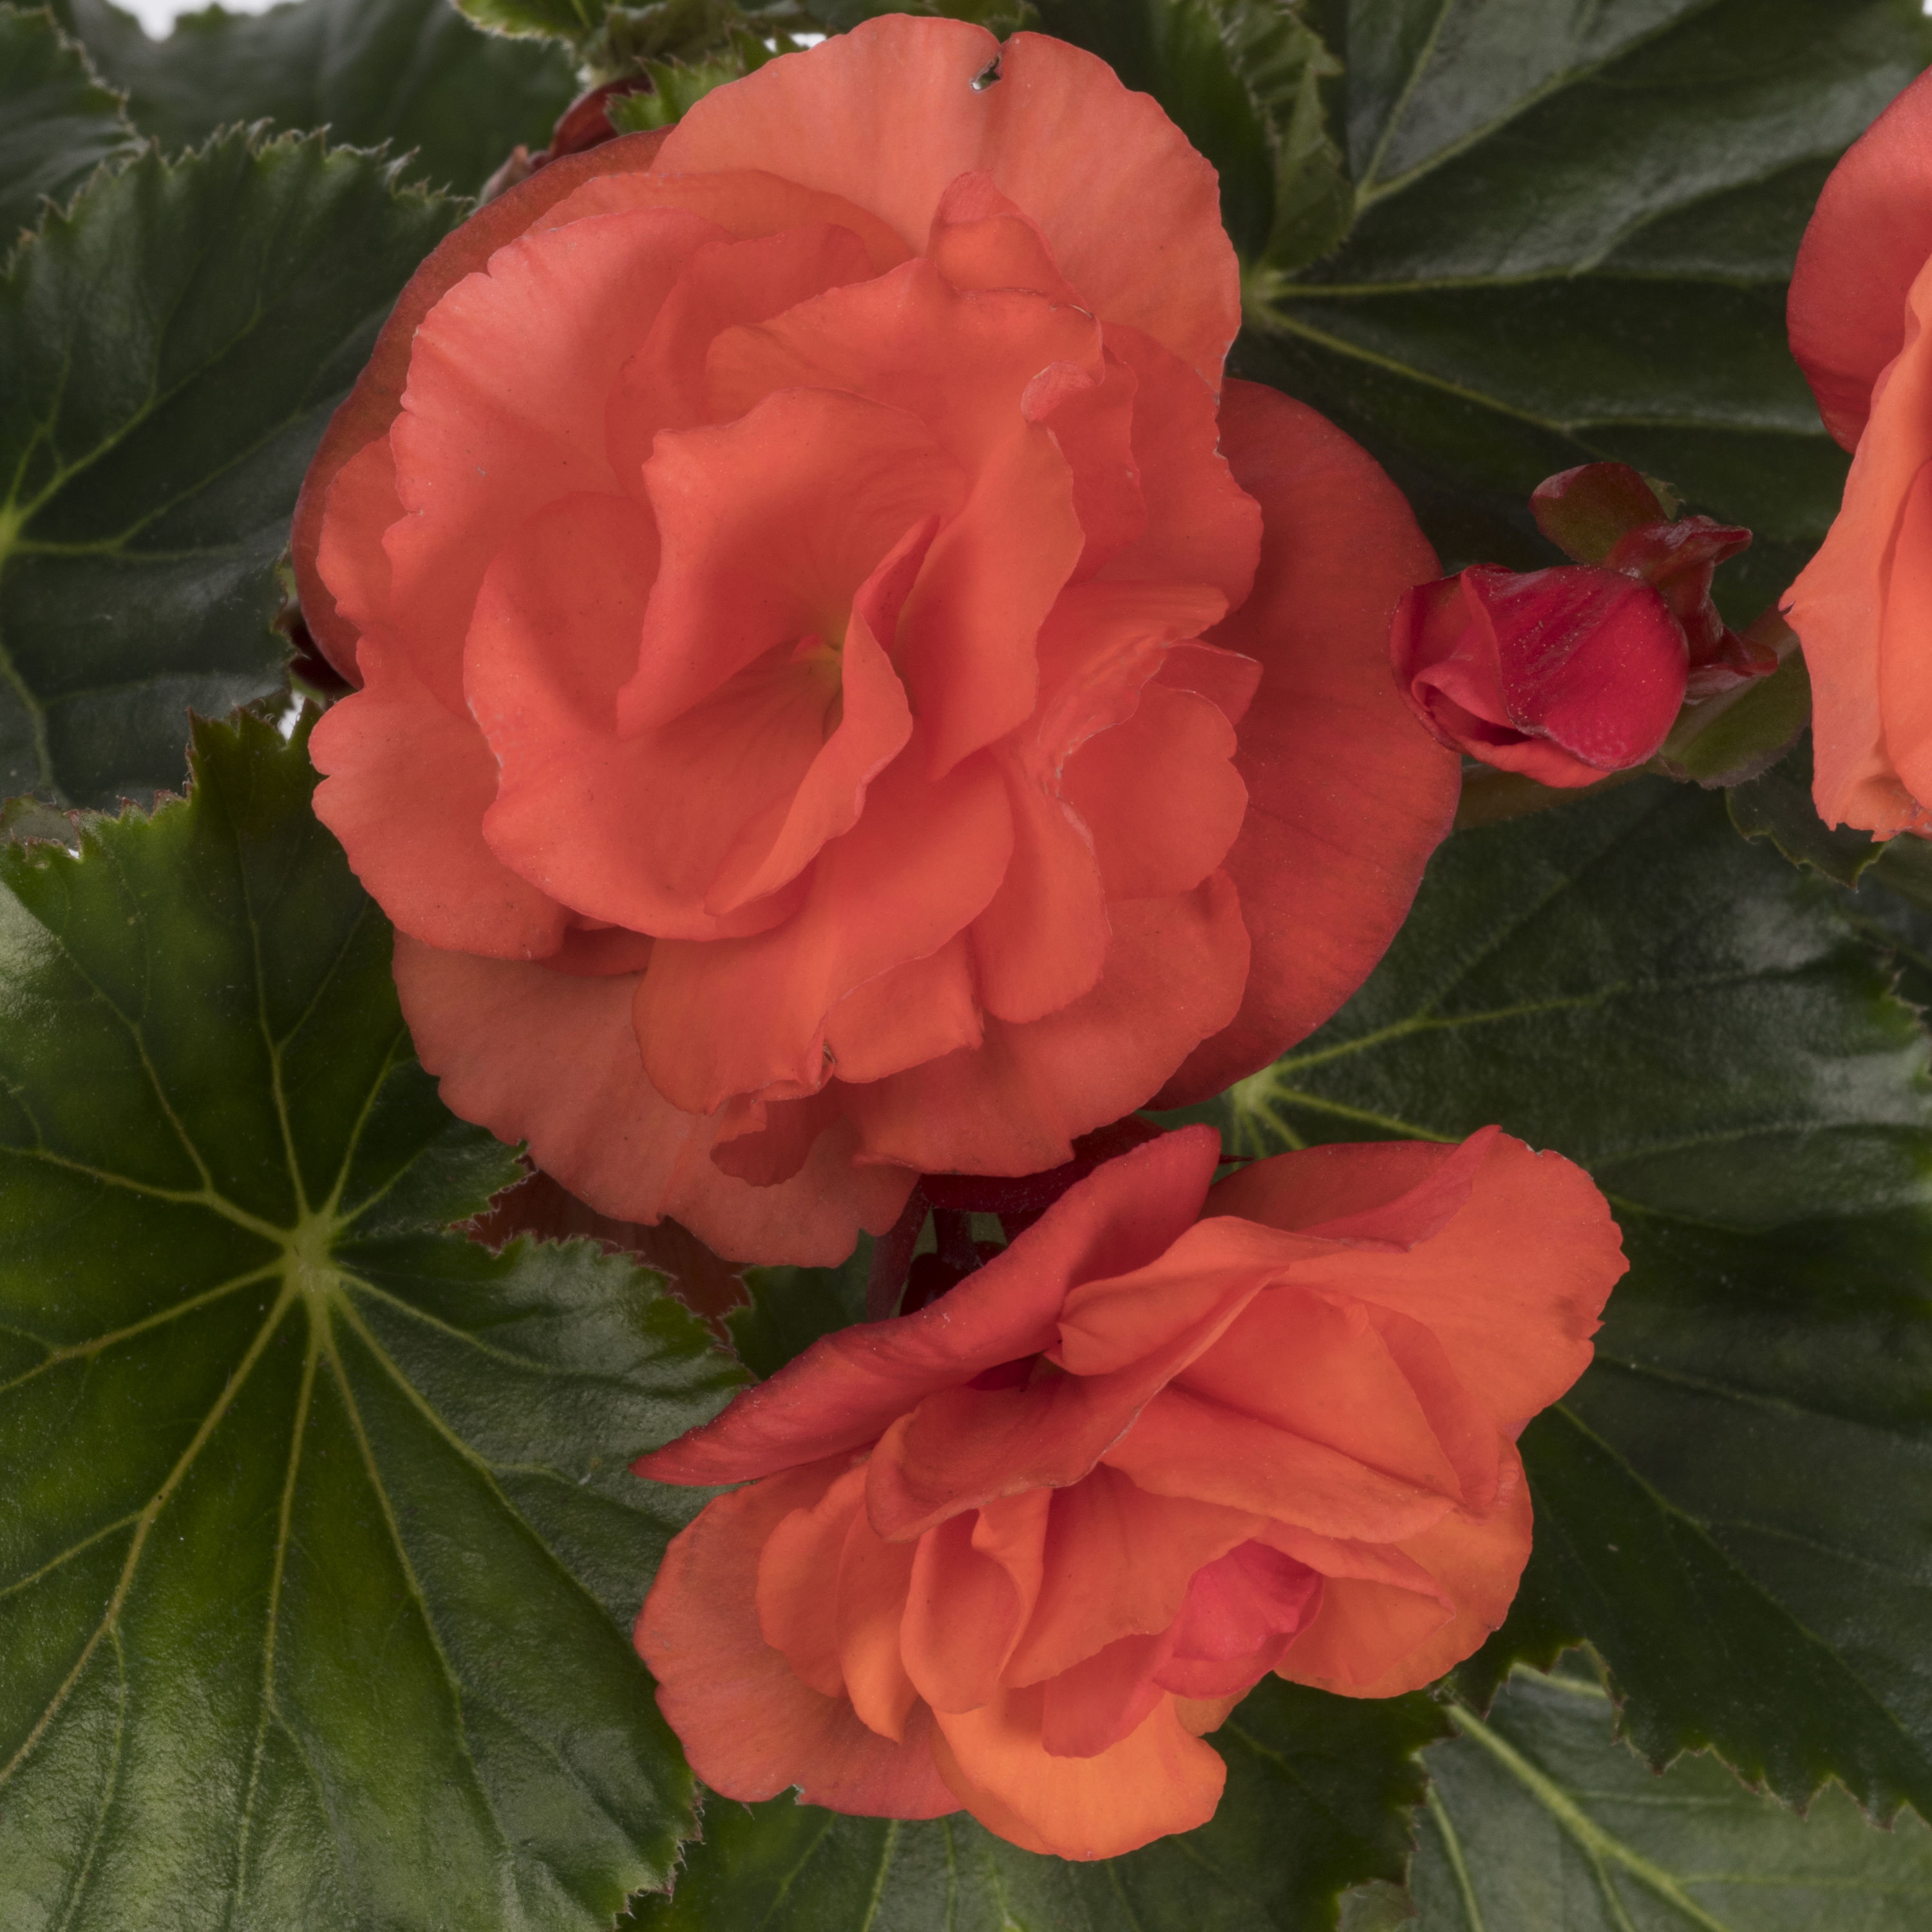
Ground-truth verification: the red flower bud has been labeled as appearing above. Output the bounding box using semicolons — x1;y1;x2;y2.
1392;564;1688;788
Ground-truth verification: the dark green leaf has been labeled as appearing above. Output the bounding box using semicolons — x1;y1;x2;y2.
628;1678;1444;1931
726;1244;871;1381
1728;747;1883;886
1242;0;1930;616
0;710;743;1930
1217;781;1932;1822
0;130;459;808
54;0;576;195
1405;1662;1932;1929
0;4;138;254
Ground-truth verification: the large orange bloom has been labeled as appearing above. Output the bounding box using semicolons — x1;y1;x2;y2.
633;1125;1625;1860
293;17;1457;1264
1785;66;1932;836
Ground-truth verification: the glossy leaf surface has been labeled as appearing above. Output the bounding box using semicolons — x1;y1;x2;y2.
0;712;741;1930
1218;780;1932;1822
1240;0;1930;618
0;131;457;807
0;5;138;252
54;0;575;195
1405;1663;1932;1930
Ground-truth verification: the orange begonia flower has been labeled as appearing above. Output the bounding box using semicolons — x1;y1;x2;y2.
294;18;1457;1265
633;1124;1625;1859
1785;66;1932;837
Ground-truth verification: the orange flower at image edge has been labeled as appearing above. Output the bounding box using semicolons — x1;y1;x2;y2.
292;15;1459;1266
634;1126;1627;1860
1785;64;1932;837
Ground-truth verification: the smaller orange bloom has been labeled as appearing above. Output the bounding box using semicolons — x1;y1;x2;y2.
633;1124;1625;1859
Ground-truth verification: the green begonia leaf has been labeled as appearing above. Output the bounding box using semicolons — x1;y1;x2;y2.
1402;1663;1932;1930
1215;781;1932;1823
0;130;459;810
1240;0;1931;620
53;0;575;196
0;5;138;254
0;710;744;1930
629;1678;1444;1931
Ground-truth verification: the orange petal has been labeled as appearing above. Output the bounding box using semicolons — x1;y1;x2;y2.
465;489;822;943
1062;683;1247;900
1152;1539;1321;1699
1023;350;1147;579
310;641;567;960
968;753;1110;1025
605;223;878;479
758;1464;867;1696
391;936;914;1265
1039;1633;1170;1757
926;169;1080;303
656;16;1238;384
621;386;963;734
292;127;676;681
837;1504;922;1742
384;207;726;711
636;1124;1221;1486
1103;1387;1457;1543
313;435;402;656
1219;1132;1622;1435
1006;1463;1263;1686
931;1686;1224;1860
1206;1129;1495;1248
1159;381;1457;1105
901;1490;1049;1712
632;746;1012;1113
637;1461;956;1816
845;874;1247;1175
822;934;984;1086
1276;1446;1533;1697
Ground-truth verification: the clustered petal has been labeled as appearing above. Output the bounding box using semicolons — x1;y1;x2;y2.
294;17;1457;1265
634;1125;1626;1859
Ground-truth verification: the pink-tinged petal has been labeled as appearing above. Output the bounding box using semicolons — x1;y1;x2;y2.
1213;1133;1622;1434
901;1490;1049;1712
823;936;984;1086
1153;1540;1322;1699
1039;1633;1170;1757
1063;683;1247;899
925;170;1081;303
757;1464;866;1696
392;938;914;1265
606;223;879;481
837;1506;922;1743
1159;381;1458;1105
466;489;816;942
1788;66;1932;451
384;207;727;711
310;641;567;960
292;128;676;680
969;753;1110;1025
632;747;1012;1113
1095;324;1261;605
1103;1386;1458;1543
634;1125;1222;1487
1006;1464;1264;1686
655;17;1238;384
846;874;1247;1176
637;1463;958;1816
621;386;964;734
1278;1450;1533;1696
1788;256;1932;835
710;1090;842;1187
314;436;402;652
932;1687;1224;1861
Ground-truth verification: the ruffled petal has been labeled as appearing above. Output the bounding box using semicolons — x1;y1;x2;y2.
901;1491;1048;1712
310;641;567;960
822;936;984;1085
654;16;1238;384
392;938;914;1265
1159;381;1457;1104
634;1125;1221;1486
637;1463;958;1815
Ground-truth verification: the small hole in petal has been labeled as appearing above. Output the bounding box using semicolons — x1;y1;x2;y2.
971;59;1000;90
